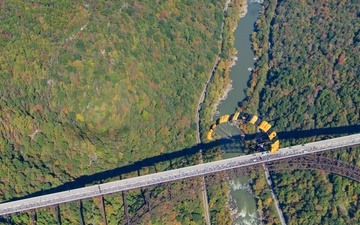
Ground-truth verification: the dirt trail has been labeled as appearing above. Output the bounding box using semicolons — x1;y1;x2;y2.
195;0;232;224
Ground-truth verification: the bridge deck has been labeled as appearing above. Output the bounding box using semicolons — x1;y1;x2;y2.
1;134;360;215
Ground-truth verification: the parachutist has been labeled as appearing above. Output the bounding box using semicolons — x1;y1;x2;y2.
257;143;265;148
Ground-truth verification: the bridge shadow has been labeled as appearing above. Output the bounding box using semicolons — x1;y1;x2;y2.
3;124;360;204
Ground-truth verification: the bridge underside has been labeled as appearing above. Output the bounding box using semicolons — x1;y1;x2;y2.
126;152;360;224
204;152;360;183
265;153;360;182
2;151;360;224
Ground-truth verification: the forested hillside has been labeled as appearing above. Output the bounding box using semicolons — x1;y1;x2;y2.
260;0;359;135
246;0;360;224
0;0;230;223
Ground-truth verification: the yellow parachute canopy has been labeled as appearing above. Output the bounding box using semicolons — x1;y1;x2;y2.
206;111;280;153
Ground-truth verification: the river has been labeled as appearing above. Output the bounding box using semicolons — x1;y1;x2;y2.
213;1;262;224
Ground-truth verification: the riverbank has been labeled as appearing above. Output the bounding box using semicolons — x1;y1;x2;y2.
196;0;247;223
212;81;233;119
213;2;264;224
240;0;248;18
241;0;265;18
228;177;260;225
195;0;234;223
211;0;252;119
212;1;262;118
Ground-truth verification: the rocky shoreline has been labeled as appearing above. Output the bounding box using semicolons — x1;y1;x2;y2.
240;0;248;18
212;0;264;118
211;0;249;118
212;82;233;119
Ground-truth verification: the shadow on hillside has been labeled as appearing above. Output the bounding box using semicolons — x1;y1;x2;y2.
2;124;360;206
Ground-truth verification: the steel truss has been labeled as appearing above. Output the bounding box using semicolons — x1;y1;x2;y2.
264;153;360;182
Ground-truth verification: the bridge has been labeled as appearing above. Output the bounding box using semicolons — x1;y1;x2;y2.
0;133;360;216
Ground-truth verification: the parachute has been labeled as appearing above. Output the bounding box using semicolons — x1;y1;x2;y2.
206;111;280;153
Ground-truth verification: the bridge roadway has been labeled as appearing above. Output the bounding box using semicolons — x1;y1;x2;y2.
1;133;360;216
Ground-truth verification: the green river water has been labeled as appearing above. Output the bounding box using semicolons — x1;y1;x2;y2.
213;1;262;224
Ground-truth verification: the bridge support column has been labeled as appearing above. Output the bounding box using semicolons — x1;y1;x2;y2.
6;215;11;224
78;200;85;225
167;183;172;200
55;205;61;225
100;196;107;225
31;209;36;225
146;188;151;213
122;191;130;225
